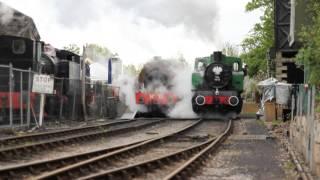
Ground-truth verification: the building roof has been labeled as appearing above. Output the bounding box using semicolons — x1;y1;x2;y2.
0;2;40;40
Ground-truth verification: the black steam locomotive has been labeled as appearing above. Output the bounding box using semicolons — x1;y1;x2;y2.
0;34;90;122
0;4;90;122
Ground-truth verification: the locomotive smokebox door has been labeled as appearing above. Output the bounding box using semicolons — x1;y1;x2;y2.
213;51;222;62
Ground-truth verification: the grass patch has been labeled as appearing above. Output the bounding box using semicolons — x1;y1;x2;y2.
315;92;320;102
284;161;295;170
256;119;265;127
241;112;257;115
271;119;282;126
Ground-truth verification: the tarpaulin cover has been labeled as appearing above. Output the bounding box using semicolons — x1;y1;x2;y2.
275;82;292;105
257;77;278;103
0;2;40;40
256;78;292;115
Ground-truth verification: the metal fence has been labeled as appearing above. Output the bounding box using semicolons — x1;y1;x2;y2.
0;64;119;128
291;84;317;170
291;84;315;119
85;81;119;120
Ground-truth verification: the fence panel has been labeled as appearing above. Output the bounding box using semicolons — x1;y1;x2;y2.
85;81;120;120
0;65;120;128
0;66;10;126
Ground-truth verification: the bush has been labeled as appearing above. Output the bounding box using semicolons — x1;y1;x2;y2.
296;0;320;85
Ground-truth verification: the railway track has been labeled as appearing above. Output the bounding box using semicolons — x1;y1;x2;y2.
0;120;136;148
25;119;203;180
164;119;232;180
75;119;232;180
0;140;147;179
0;119;162;161
27;119;231;180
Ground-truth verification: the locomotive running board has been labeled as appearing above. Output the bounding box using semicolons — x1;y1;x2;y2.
120;110;137;120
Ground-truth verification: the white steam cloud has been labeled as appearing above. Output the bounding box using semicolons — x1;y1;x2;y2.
168;65;197;118
114;74;147;113
113;0;218;41
0;2;14;25
51;0;218;42
115;58;197;118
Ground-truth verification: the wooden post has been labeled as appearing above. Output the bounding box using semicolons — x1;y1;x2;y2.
39;93;45;127
20;71;23;126
27;68;31;127
9;63;13;127
81;46;88;121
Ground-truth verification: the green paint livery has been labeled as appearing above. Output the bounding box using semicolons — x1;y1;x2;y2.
192;54;244;92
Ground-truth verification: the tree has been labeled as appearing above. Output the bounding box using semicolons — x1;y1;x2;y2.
123;64;142;76
85;44;112;62
240;0;273;78
222;42;239;57
63;44;80;55
296;0;320;85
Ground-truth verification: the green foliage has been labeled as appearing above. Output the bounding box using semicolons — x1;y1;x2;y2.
241;0;273;79
271;119;282;126
296;0;320;85
222;42;239;57
243;78;258;101
284;161;295;170
316;91;320;102
257;119;266;127
123;64;142;76
86;44;111;62
316;90;320;113
63;44;80;55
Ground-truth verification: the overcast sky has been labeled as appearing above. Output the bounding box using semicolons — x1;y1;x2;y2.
1;0;261;65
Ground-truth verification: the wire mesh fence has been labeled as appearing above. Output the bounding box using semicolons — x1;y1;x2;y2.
290;85;318;173
292;84;315;119
0;64;119;128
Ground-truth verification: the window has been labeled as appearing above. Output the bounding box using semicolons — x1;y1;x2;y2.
12;39;26;54
198;62;206;71
233;62;239;71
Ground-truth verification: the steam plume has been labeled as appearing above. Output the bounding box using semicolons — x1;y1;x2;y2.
0;2;14;25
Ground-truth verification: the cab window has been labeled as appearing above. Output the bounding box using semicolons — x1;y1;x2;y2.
197;62;206;71
12;39;26;54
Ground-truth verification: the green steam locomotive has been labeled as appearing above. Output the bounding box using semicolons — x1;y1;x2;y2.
192;51;245;117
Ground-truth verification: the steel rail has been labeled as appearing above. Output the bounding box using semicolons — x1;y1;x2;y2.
0;119;134;148
76;119;232;180
164;119;232;180
34;119;203;180
0;139;149;179
0;120;162;161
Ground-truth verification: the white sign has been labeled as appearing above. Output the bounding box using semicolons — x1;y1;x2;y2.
32;74;54;94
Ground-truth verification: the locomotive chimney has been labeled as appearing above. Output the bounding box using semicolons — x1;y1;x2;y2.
213;51;222;62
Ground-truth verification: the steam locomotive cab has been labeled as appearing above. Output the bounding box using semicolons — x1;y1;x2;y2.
0;35;42;70
192;51;244;117
0;35;55;122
